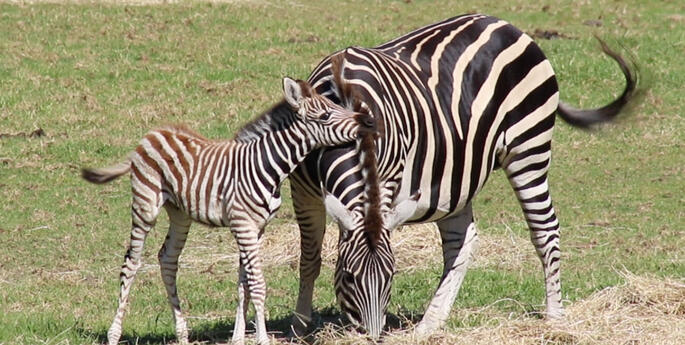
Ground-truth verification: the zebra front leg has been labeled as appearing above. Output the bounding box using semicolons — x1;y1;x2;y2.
290;178;326;336
158;205;192;343
108;199;160;345
415;204;478;335
231;225;270;345
250;268;270;345
231;263;250;345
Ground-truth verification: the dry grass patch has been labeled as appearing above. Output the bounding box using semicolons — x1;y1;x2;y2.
391;222;537;272
176;220;536;277
291;272;685;345
176;223;335;276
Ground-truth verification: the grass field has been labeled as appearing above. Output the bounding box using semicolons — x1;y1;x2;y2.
0;0;683;344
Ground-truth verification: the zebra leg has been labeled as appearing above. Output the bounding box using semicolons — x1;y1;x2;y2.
415;204;478;335
504;153;563;319
231;226;270;345
290;178;326;336
231;263;250;345
250;259;270;345
107;194;161;345
157;205;192;343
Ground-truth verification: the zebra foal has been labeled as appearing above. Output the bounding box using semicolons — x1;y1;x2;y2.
82;78;375;345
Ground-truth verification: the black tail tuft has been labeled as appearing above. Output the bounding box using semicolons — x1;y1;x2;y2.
557;37;639;129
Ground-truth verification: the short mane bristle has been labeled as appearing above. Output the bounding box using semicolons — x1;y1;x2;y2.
360;130;382;249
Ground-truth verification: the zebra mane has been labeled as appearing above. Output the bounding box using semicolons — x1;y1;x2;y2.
233;101;297;143
330;53;355;108
331;51;384;249
359;125;383;249
161;124;209;141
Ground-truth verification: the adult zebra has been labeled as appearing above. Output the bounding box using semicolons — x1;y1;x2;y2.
288;14;637;338
81;78;377;345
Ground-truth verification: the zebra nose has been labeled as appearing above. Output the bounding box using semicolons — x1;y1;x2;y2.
356;113;376;130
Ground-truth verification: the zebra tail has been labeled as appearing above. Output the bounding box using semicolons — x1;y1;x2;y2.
81;161;131;184
556;37;638;128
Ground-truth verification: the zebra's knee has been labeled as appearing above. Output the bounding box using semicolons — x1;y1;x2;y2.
157;243;167;262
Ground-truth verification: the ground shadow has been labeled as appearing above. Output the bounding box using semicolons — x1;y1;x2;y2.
78;308;425;344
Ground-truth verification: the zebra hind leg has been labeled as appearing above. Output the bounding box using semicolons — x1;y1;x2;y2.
107;192;162;345
158;204;192;343
415;204;478;335
504;156;564;319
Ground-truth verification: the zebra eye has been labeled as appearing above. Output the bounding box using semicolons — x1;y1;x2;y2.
342;271;355;285
319;111;331;121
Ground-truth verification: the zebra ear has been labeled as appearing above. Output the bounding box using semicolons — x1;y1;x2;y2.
384;191;420;230
283;77;303;111
324;192;358;231
355;100;372;115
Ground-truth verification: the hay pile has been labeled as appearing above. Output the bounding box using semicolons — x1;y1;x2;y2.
181;222;684;344
179;223;339;273
390;222;539;272
181;218;533;274
181;221;444;274
302;272;685;345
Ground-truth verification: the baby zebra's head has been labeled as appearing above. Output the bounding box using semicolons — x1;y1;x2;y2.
283;77;376;146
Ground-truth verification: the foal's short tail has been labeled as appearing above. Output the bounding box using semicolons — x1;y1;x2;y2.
81;161;131;184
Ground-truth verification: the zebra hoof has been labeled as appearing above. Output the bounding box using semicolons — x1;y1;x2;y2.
286;326;308;339
546;307;566;320
107;327;122;345
413;321;438;337
288;314;313;339
256;336;271;345
175;322;189;344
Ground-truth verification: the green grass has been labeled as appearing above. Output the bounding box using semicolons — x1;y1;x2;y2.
1;0;683;344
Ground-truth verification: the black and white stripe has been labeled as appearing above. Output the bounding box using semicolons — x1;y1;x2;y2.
82;78;374;345
289;14;636;337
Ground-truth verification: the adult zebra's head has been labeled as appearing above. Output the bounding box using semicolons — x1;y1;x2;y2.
282;77;376;146
316;51;420;337
324;192;419;338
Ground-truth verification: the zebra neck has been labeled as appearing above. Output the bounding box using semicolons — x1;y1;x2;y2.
231;102;316;189
238;121;315;190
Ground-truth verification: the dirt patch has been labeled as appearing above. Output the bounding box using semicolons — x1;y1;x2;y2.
0;128;45;139
529;28;574;40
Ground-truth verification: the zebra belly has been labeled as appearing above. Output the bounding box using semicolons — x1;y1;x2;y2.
163;192;226;227
399;164;491;224
395;115;503;224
